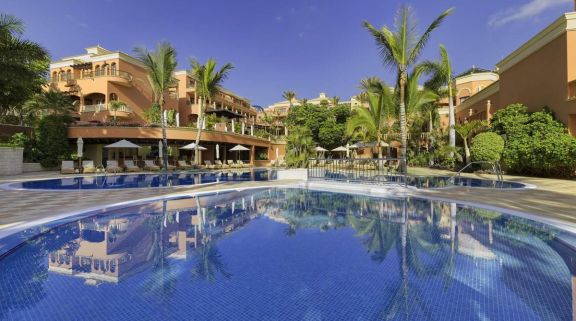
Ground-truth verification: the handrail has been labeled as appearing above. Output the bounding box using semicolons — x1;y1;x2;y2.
453;161;503;183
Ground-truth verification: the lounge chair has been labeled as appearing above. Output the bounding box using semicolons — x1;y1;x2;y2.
144;160;160;171
124;160;141;172
82;160;96;174
227;160;239;168
215;160;229;169
237;160;251;168
178;160;192;170
106;160;123;173
61;161;76;174
278;159;286;167
204;160;216;169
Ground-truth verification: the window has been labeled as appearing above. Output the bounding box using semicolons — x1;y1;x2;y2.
95;65;101;76
110;63;117;76
569;81;576;99
66;70;72;80
52;71;57;81
109;93;118;101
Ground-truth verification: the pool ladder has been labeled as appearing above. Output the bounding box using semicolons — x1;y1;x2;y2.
450;161;504;186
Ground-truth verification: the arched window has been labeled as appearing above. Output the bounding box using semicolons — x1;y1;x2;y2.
109;93;118;101
95;65;101;77
58;71;64;81
52;71;57;81
110;63;117;76
66;70;72;80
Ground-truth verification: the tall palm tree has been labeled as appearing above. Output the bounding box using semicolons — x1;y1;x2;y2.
455;120;489;164
421;45;456;154
191;59;234;165
282;90;296;108
363;6;453;173
330;96;340;107
108;100;127;125
347;86;396;158
133;43;177;170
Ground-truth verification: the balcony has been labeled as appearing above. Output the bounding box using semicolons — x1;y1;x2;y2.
52;70;133;87
81;103;133;118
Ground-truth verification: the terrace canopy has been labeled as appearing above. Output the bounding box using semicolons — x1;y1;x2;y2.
229;144;250;161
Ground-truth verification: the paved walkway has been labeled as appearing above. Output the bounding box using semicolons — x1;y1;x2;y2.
1;169;575;233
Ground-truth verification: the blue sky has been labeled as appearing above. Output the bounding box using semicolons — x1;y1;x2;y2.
3;0;574;106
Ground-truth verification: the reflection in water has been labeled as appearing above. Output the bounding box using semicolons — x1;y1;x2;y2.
0;188;574;320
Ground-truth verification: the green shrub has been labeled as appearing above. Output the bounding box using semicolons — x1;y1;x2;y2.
491;104;576;177
470;132;504;163
36;115;71;168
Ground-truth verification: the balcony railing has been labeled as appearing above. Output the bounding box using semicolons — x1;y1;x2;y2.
51;70;133;82
81;104;133;113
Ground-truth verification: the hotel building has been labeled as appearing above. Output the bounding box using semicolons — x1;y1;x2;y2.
49;46;284;166
455;12;576;136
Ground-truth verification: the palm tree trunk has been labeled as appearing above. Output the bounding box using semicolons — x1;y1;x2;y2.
463;138;470;165
194;97;204;165
399;71;408;174
448;85;455;157
429;111;434;166
160;101;169;171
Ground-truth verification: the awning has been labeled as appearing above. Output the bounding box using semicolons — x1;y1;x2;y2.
180;142;207;150
331;146;348;152
229;144;250;151
315;146;328;152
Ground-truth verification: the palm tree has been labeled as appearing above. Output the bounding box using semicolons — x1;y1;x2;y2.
0;13;49;117
108;100;127;125
282;90;296;108
133;43;177;170
24;89;74;117
299;98;308;106
191;59;234;165
347;86;396;158
455;120;489;164
330;96;340;107
360;76;387;94
285;126;314;167
363;6;453;173
421;45;456;154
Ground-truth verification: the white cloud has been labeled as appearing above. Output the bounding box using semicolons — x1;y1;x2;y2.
489;0;571;27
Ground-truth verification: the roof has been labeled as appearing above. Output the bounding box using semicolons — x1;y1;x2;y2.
455;67;493;79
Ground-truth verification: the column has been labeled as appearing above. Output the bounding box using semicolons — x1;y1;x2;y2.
250;125;254;136
250;145;255;165
241;122;245;135
231;119;235;133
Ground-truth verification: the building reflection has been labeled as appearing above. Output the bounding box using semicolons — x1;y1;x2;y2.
47;190;262;285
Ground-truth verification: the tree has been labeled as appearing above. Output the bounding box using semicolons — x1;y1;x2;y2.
318;119;345;150
0;13;50;120
299;98;308;106
191;58;234;165
470;132;504;163
133;42;178;170
347;87;396;158
363;6;453;173
108;100;126;125
24;89;75;118
491;104;576;177
421;45;456;154
285;126;314;168
330;96;340;107
455;120;489;164
282;90;296;108
36;115;71;168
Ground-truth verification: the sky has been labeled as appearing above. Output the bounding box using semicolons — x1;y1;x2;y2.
3;0;574;107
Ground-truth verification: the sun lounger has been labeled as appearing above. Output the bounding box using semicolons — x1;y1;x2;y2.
227;160;239;168
237;160;251;168
61;160;76;174
106;160;123;173
204;160;216;169
123;160;141;172
82;160;96;173
178;160;192;170
215;160;229;169
144;160;160;171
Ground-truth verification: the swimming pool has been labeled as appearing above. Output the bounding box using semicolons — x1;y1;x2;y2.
0;188;572;320
319;172;528;189
3;169;275;190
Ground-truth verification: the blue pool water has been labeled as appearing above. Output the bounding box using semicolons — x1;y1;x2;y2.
4;169;275;190
0;189;573;320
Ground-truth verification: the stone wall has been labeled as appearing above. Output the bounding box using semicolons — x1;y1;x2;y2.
23;163;44;173
0;147;23;176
